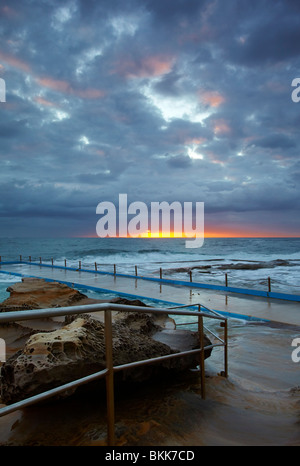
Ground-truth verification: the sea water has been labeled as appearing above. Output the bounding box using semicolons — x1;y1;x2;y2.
0;237;299;297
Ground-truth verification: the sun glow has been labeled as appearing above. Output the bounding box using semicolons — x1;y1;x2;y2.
137;229;196;238
142;84;211;123
187;146;204;160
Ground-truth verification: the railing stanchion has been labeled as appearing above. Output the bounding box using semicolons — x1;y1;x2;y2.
105;310;115;446
198;305;206;400
224;319;228;378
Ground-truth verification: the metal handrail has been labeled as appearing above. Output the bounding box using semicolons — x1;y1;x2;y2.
0;302;228;446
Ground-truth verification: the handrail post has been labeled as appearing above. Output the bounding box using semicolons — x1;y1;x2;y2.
219;319;228;378
198;305;206;399
224;319;228;378
105;309;115;446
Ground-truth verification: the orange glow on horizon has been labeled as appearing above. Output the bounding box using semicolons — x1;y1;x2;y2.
203;228;300;238
95;230;200;239
81;228;300;239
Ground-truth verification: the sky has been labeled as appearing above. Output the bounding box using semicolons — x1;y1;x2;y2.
0;0;300;238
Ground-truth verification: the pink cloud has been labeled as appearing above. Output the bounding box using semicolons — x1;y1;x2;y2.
37;76;105;99
206;150;226;165
0;51;31;73
185;137;207;145
199;90;226;108
33;96;57;107
1;5;18;18
37;77;71;93
75;88;105;99
0;51;105;100
113;55;174;79
213;119;231;136
94;149;105;156
89;147;105;157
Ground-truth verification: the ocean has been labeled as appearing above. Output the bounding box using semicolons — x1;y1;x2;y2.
0;237;300;302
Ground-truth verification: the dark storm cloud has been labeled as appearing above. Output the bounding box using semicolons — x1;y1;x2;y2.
228;14;300;66
249;134;297;150
145;0;205;20
0;0;299;237
167;154;192;169
0;120;25;138
153;70;183;97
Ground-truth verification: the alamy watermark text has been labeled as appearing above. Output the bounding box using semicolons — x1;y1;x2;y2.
96;194;204;248
291;338;300;363
291;78;300;103
0;78;6;103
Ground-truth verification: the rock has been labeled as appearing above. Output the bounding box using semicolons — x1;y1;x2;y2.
0;313;211;404
0;278;98;313
109;297;148;307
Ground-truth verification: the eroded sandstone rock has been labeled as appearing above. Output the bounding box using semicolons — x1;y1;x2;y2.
0;278;94;313
0;312;210;404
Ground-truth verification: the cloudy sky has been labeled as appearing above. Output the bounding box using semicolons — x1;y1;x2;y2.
0;0;300;238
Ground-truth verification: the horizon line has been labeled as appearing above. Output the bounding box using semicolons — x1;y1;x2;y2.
79;235;300;239
1;235;299;239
